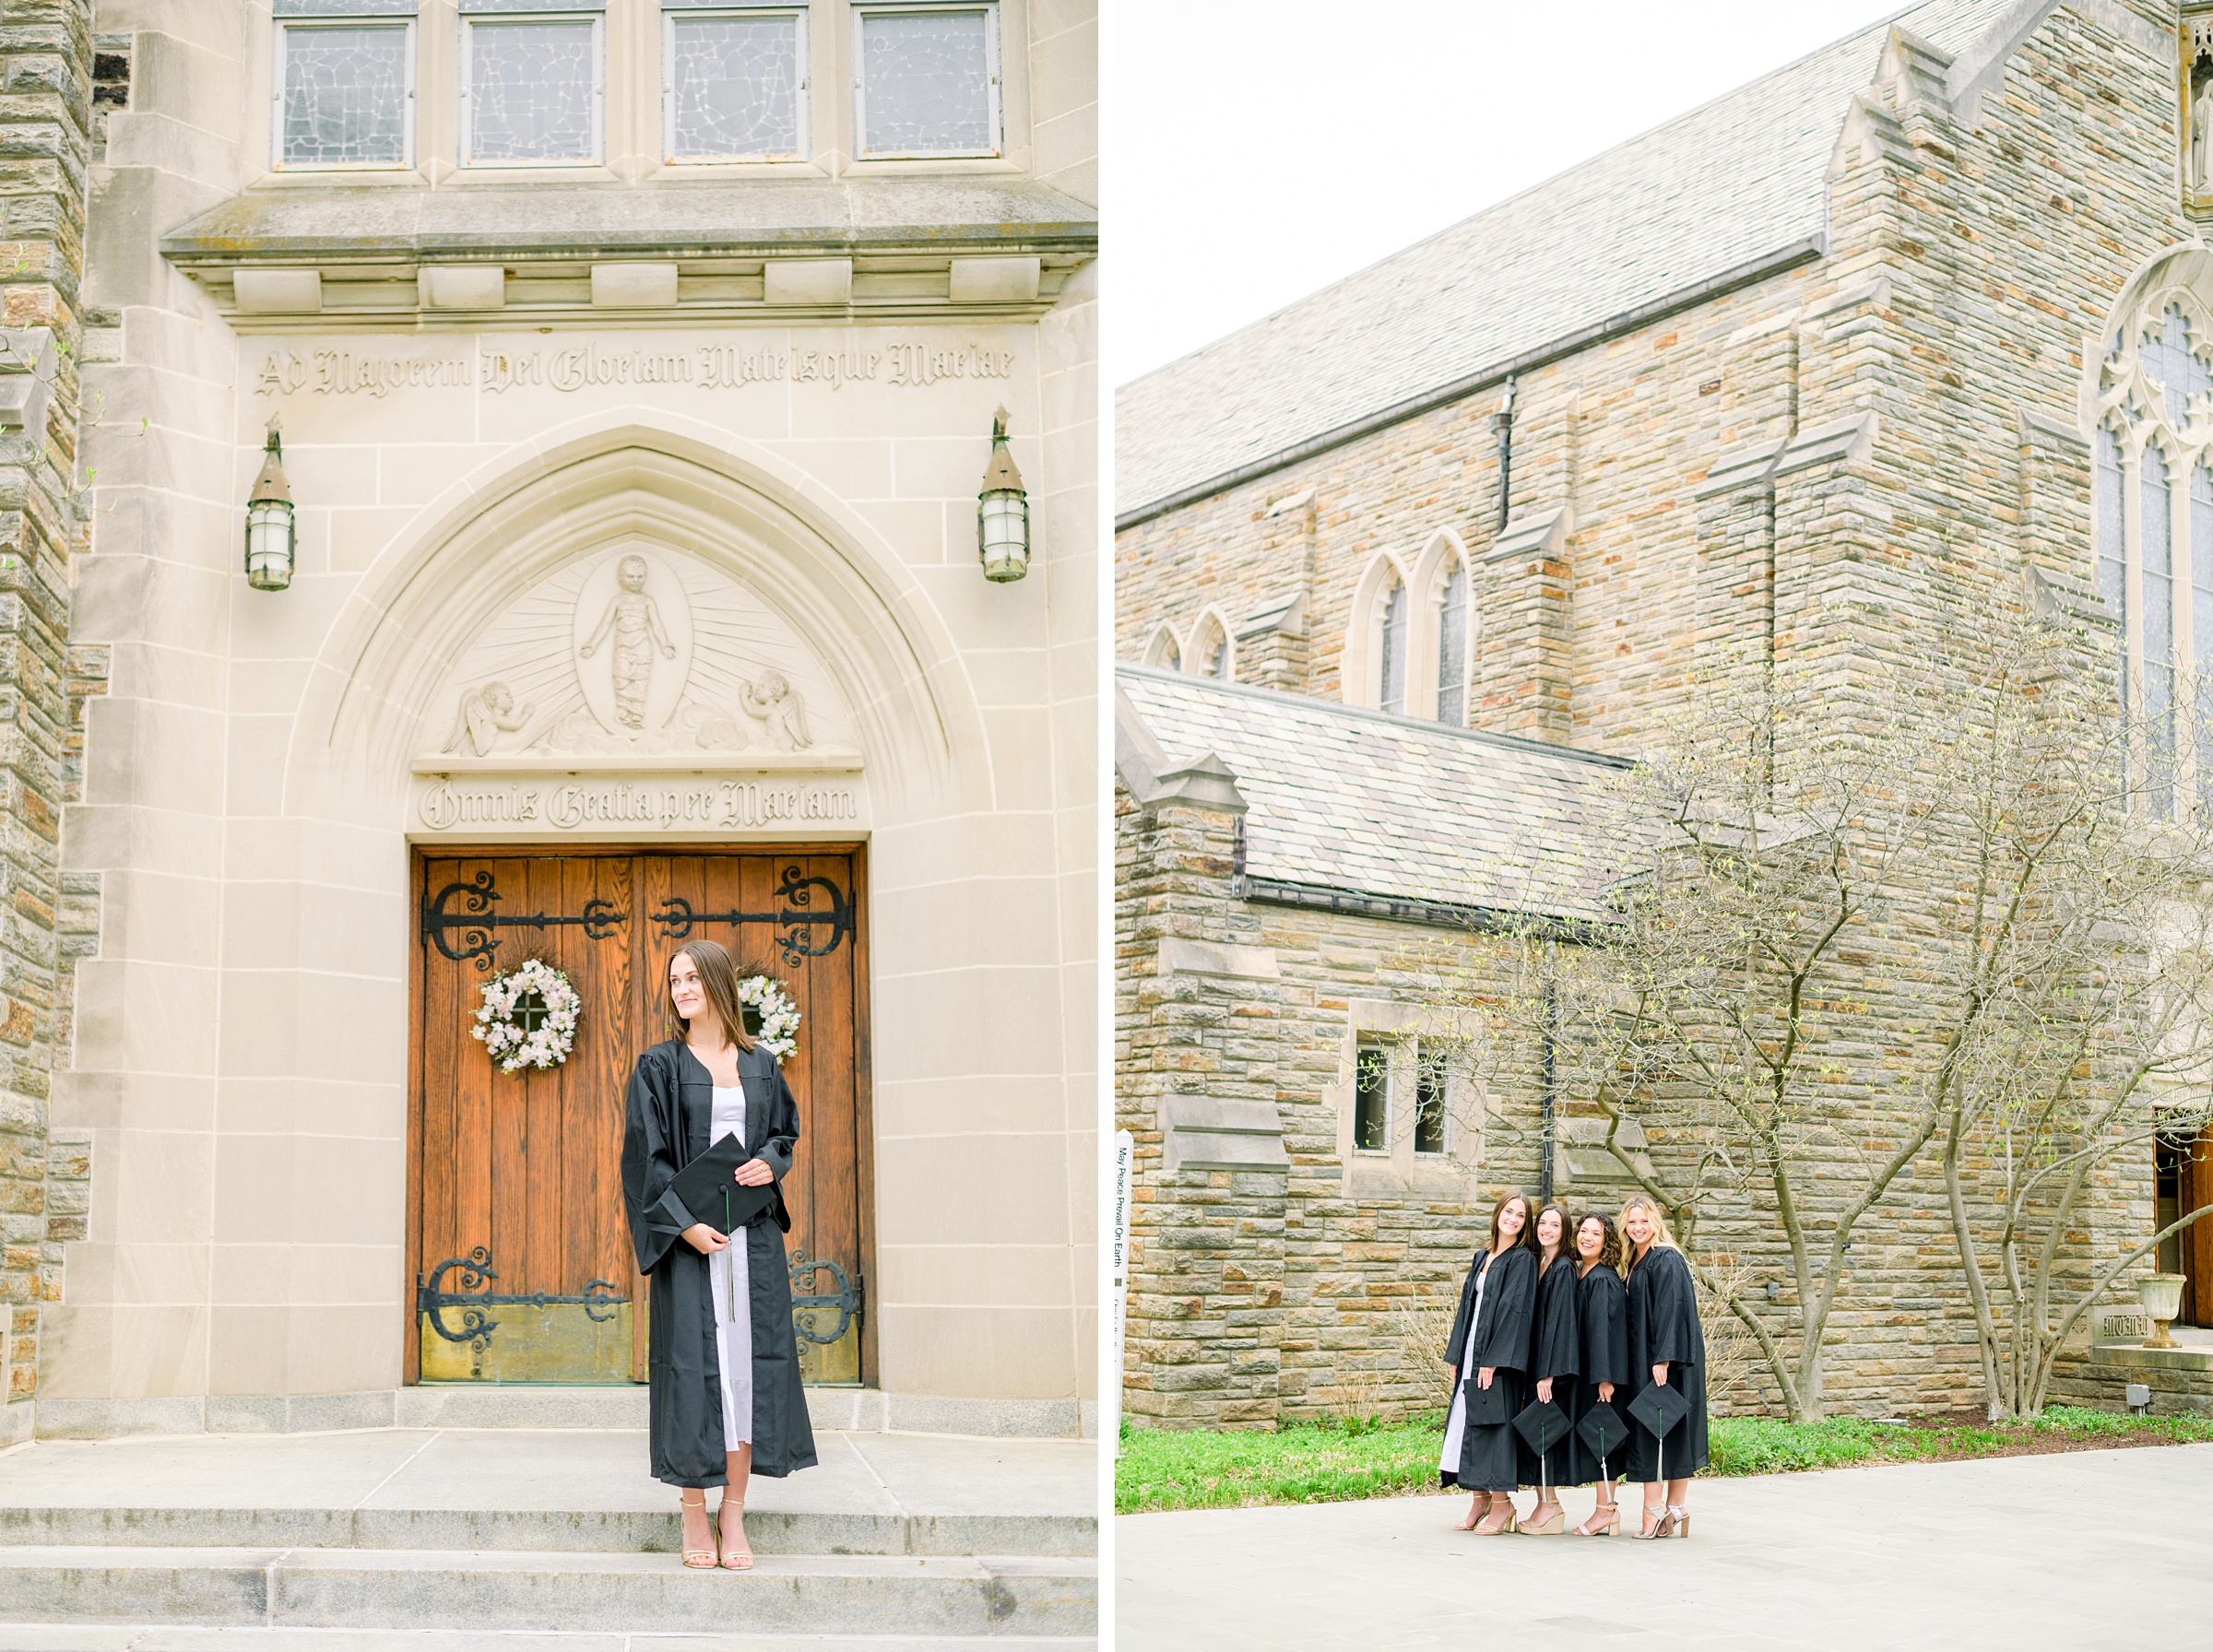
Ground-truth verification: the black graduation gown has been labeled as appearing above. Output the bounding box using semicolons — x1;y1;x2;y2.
1515;1254;1580;1489
620;1038;819;1489
1439;1244;1536;1493
1623;1244;1709;1482
1566;1263;1631;1485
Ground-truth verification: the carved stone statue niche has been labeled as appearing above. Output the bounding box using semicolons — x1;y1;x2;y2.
2192;31;2213;195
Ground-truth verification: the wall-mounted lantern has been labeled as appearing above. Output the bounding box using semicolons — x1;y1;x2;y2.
244;419;295;591
976;407;1030;583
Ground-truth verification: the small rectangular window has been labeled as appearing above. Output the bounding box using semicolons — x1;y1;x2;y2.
854;3;1000;159
1353;1045;1389;1153
664;5;807;162
272;0;416;170
1414;1049;1448;1156
461;0;605;167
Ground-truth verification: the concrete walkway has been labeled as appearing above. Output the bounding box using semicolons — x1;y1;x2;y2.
1118;1445;2213;1651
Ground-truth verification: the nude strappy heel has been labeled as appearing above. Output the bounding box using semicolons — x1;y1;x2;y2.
1473;1500;1519;1536
1575;1504;1619;1537
679;1495;718;1568
1452;1493;1490;1531
1628;1503;1670;1540
716;1500;754;1570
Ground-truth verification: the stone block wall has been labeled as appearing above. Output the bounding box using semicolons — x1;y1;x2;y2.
1114;5;2187;1424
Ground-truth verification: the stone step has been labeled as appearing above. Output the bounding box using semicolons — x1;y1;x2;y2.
0;1546;1097;1636
0;1504;1092;1557
0;1633;1095;1652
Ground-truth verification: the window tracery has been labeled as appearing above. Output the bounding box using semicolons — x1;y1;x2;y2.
2094;285;2213;816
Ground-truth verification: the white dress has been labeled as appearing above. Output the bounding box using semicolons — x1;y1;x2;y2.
708;1084;755;1451
1438;1263;1485;1479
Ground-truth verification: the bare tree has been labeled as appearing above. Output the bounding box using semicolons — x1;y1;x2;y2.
1429;604;2213;1422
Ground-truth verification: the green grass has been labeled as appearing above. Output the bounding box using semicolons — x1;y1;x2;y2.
1114;1405;2213;1516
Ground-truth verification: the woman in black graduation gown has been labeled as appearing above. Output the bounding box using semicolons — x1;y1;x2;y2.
1621;1193;1707;1540
1516;1201;1580;1536
1566;1210;1630;1536
1438;1190;1538;1535
621;939;818;1571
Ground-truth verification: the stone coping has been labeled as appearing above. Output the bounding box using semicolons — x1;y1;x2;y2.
160;179;1099;266
2084;1341;2213;1374
8;1388;1098;1445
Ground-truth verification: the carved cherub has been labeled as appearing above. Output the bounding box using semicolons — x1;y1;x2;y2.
580;555;677;731
739;669;811;750
443;679;534;757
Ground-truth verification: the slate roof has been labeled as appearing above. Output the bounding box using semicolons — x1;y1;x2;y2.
1118;665;1636;924
1115;0;2019;519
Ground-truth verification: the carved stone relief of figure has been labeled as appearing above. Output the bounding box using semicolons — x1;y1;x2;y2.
578;554;678;731
739;669;812;750
2194;78;2213;192
443;678;534;757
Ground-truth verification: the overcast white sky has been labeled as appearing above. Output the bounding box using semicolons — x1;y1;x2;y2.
1104;0;1923;388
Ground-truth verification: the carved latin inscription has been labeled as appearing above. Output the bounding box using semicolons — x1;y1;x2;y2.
417;777;862;832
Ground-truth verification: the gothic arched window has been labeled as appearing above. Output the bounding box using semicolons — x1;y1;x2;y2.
2093;289;2213;819
1191;610;1232;680
1143;623;1182;672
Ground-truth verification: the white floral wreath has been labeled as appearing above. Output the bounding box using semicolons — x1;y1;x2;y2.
472;958;582;1073
738;974;800;1060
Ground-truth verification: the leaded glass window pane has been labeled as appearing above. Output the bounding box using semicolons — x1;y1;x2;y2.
668;12;802;160
2195;463;2213;811
279;24;409;167
858;7;995;157
1437;563;1468;726
467;18;599;164
1413;1049;1447;1155
2146;442;2176;815
1354;1047;1388;1152
2098;424;2127;726
2143;304;2213;428
1379;581;1407;714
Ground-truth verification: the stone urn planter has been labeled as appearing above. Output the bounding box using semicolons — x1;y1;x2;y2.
2139;1274;2188;1349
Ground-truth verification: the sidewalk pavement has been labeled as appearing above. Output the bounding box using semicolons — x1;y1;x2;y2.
0;1427;1095;1525
1117;1443;2213;1652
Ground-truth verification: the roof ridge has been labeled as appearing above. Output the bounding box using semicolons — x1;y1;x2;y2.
1116;662;1635;771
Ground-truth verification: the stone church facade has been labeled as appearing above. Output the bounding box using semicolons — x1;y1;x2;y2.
1116;0;2213;1425
3;0;1095;1445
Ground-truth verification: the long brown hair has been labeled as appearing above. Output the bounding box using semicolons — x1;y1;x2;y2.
1485;1190;1536;1257
663;938;758;1052
1532;1200;1572;1269
1573;1210;1625;1276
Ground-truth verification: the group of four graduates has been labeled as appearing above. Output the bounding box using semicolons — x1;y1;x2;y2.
1438;1189;1708;1539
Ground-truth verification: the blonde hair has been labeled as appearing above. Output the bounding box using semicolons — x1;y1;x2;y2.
1619;1193;1679;1255
663;938;759;1053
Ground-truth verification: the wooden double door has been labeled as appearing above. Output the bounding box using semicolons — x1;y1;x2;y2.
408;844;870;1386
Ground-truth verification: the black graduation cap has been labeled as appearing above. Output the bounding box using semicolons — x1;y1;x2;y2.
1576;1400;1627;1467
1627;1380;1690;1440
1512;1397;1570;1457
670;1131;778;1237
1459;1377;1510;1427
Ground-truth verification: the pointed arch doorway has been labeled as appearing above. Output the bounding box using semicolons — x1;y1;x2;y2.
406;843;872;1387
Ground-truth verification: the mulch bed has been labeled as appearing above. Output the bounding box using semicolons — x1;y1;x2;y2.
1887;1409;2192;1461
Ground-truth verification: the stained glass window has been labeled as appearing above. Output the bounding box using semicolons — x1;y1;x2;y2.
1436;562;1468;726
1379;580;1407;714
465;18;600;165
666;10;804;161
856;6;997;157
277;23;411;167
